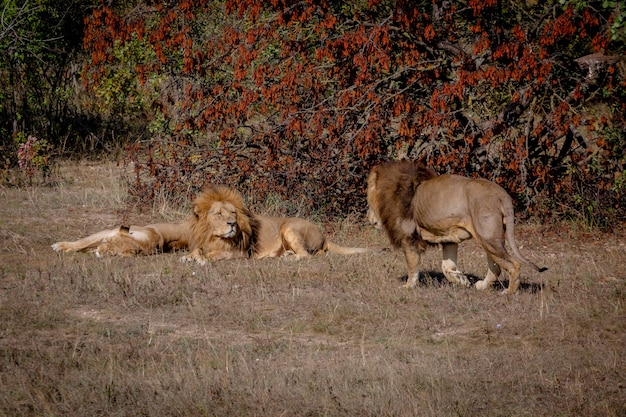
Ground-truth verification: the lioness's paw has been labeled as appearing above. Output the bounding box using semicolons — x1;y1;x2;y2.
51;242;71;252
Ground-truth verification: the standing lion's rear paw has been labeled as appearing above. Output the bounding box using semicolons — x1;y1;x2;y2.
475;280;492;290
456;275;471;287
448;271;472;287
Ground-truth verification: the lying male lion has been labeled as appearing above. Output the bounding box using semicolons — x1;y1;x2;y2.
54;184;375;264
366;160;546;294
179;184;257;264
181;185;376;265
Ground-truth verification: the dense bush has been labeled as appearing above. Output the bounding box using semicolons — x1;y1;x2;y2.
0;0;151;170
81;0;625;226
3;1;625;228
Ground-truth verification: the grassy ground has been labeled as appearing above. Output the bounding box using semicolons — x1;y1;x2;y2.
1;162;624;416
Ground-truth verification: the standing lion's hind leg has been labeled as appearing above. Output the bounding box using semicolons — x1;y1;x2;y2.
474;236;521;294
475;254;501;290
483;252;520;294
501;258;521;295
441;243;471;287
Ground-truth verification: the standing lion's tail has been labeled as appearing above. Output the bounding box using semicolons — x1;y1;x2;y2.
324;241;387;255
503;199;548;273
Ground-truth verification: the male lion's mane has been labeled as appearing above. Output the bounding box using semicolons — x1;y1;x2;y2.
369;160;436;251
188;184;258;258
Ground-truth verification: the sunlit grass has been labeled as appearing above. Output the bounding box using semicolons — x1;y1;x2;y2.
1;162;625;416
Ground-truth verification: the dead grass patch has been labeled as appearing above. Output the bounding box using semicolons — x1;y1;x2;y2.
0;161;624;416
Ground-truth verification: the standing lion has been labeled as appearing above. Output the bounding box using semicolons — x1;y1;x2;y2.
366;160;546;294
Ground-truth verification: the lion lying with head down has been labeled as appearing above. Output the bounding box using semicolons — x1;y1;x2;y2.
366;160;546;294
53;185;374;263
51;222;191;257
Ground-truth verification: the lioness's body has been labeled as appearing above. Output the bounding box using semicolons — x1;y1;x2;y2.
367;160;546;294
52;222;191;257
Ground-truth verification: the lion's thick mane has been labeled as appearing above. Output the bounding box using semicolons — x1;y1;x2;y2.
367;160;436;250
186;185;258;261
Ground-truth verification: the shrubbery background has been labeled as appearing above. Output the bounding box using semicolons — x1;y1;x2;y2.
1;0;624;227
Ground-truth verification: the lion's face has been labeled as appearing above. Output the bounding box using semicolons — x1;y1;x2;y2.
186;185;255;261
367;207;382;229
197;201;239;239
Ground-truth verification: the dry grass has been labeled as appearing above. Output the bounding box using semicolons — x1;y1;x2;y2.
1;161;625;416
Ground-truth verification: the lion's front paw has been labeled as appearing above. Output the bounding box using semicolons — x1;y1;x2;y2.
180;254;207;266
